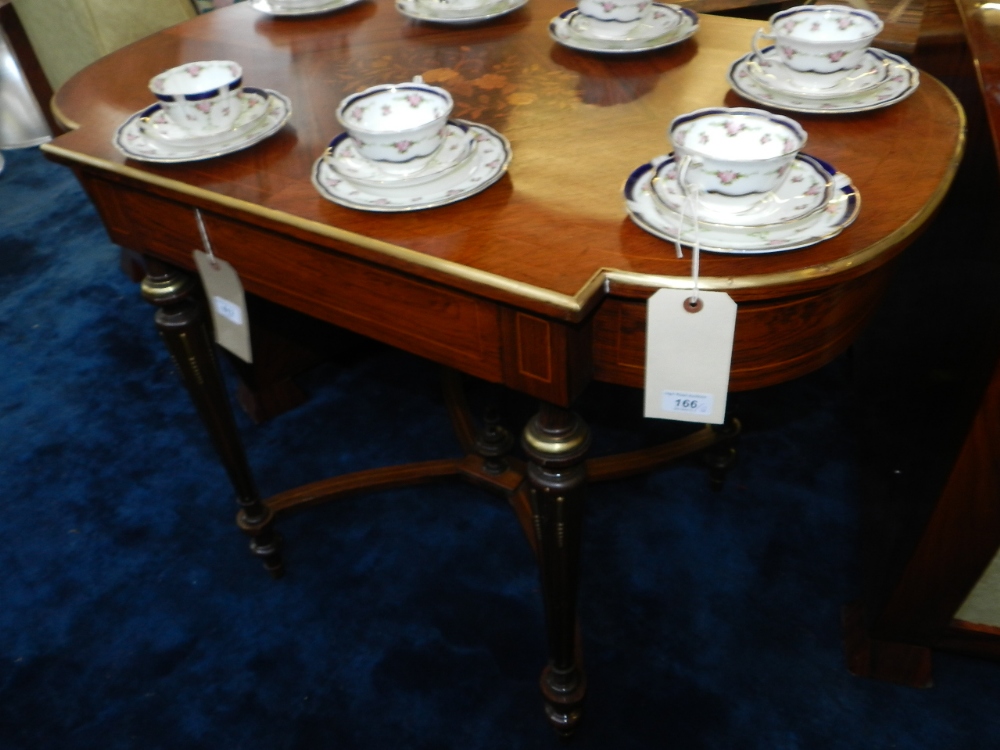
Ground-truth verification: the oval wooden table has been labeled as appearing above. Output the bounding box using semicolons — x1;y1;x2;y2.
43;0;964;734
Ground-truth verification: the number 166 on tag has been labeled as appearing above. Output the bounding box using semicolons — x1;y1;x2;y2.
662;390;712;416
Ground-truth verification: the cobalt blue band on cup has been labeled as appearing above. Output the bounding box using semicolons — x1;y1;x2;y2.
669;106;806;139
148;60;244;100
148;60;247;137
152;79;243;103
767;4;882;28
338;83;449;116
752;4;883;81
335;78;454;175
667;106;808;215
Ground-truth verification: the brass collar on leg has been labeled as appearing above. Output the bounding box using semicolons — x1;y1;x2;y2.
522;413;591;466
140;273;196;306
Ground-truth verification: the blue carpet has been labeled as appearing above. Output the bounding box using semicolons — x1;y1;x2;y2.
2;144;1000;749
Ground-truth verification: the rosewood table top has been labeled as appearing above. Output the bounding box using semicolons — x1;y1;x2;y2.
45;0;964;321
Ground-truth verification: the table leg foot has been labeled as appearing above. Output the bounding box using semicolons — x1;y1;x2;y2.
475;405;514;475
522;402;591;737
238;506;284;579
140;257;282;577
541;663;586;736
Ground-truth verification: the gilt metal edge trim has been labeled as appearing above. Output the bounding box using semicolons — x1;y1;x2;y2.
39;142;588;316
49;96;80;133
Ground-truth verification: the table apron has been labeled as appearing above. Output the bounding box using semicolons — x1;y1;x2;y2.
594;264;894;392
79;170;895;400
80;170;595;406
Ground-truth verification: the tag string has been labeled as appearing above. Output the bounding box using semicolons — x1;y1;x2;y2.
194;209;218;269
674;181;701;308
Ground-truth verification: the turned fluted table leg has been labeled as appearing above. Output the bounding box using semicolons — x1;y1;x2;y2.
522;402;591;736
140;257;283;578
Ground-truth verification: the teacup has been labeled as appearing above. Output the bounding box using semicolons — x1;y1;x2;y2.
336;79;453;176
573;0;654;39
149;60;245;136
752;5;883;90
668;107;807;215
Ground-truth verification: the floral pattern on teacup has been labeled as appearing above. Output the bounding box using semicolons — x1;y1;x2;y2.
711;169;746;185
674;115;797;153
151;61;242;97
721;119;751;136
753;6;882;80
165;94;243;134
595;0;649;11
774;11;871;40
778;19;801;34
669;110;805;205
348;93;446;129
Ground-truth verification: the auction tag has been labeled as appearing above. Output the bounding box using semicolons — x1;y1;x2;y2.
643;288;736;424
193;249;253;363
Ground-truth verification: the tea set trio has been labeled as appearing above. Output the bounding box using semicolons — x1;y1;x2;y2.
113;3;920;255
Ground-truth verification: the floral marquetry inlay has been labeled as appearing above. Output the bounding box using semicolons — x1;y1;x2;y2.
330;46;580;129
420;63;579;121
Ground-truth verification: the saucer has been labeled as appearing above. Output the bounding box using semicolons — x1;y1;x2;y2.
747;47;891;99
313;120;511;212
114;89;292;163
567;3;681;41
139;89;270;148
549;4;697;54
624;153;860;253
395;0;527;23
727;48;919;114
249;0;364;15
651;153;833;228
325;122;475;188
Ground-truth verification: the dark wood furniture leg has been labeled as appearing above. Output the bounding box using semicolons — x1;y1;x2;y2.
522;401;591;735
140;257;283;577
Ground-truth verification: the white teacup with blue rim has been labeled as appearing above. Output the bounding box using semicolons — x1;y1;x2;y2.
336;79;454;177
752;5;884;91
667;107;807;221
572;0;656;39
149;60;246;137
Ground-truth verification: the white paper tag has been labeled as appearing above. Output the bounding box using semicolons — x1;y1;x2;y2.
193;250;253;363
643;289;736;424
